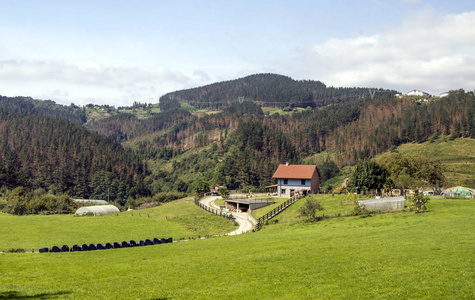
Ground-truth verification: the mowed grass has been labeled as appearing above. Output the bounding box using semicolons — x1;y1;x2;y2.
1;197;473;299
0;197;235;250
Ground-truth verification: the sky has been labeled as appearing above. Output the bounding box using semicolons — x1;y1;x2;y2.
0;0;474;106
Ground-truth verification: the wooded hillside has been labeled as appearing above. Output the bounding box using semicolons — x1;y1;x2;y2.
1;77;474;204
0;108;148;202
159;73;390;109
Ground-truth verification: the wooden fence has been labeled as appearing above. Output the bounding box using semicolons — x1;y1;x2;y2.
254;197;300;231
194;198;235;220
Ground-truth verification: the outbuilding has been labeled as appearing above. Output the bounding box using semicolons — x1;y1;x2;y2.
224;198;273;213
358;196;405;211
75;205;120;216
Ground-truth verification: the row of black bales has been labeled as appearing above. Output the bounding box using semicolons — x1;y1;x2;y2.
39;238;173;253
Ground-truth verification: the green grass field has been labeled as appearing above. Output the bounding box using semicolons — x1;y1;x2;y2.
1;196;473;299
0;197;235;250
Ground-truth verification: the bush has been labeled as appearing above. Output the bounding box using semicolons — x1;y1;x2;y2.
410;191;430;213
298;197;324;222
352;201;370;216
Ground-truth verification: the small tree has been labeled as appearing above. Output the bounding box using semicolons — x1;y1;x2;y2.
194;180;210;196
218;186;229;199
298;197;324;222
411;190;429;213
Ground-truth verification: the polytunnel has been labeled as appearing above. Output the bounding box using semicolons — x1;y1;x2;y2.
75;205;120;216
73;199;108;205
358;196;406;211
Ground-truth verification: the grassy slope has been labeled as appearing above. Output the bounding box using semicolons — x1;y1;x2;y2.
395;137;475;187
303;138;475;191
1;197;473;299
0;197;235;250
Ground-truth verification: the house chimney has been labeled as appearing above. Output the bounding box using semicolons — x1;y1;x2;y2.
285;162;289;166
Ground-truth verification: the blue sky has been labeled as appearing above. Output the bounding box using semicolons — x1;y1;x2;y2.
0;0;474;106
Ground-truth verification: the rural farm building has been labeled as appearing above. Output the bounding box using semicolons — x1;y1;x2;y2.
272;164;320;198
224;197;273;213
358;196;406;211
75;205;120;216
407;89;430;97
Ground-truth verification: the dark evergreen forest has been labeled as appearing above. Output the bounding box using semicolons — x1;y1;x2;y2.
0;108;148;203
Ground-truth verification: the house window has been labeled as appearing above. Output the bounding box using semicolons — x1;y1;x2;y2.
301;179;306;185
281;189;286;195
283;179;288;184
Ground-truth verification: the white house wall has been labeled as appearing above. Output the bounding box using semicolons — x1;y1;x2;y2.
276;178;311;197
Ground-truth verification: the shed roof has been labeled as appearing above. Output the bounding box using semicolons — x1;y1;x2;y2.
272;164;318;179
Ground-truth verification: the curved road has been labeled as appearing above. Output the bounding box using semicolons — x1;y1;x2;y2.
200;196;254;235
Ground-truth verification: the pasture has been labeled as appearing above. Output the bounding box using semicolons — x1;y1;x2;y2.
1;197;474;299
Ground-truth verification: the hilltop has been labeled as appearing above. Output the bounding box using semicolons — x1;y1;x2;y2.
160;73;391;109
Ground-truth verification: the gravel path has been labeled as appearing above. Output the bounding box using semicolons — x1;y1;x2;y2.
199;196;254;235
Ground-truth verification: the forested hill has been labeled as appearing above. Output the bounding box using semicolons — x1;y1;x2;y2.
0;95;86;124
0;108;148;202
159;73;391;109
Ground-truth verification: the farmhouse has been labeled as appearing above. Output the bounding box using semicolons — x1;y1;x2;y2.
272;163;320;198
407;89;430;97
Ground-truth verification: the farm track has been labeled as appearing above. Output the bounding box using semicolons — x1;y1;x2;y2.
199;196;253;235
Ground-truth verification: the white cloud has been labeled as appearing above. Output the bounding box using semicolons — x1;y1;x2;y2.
0;59;200;106
292;10;475;94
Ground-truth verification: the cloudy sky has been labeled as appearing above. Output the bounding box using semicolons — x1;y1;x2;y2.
0;0;474;106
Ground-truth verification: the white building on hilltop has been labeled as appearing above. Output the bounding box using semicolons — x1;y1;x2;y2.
440;91;450;97
407;90;430;97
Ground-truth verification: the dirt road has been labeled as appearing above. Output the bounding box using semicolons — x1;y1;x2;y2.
199;196;254;235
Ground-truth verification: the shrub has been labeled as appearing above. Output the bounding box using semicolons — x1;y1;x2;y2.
410;191;430;213
352;201;370;216
298;197;324;222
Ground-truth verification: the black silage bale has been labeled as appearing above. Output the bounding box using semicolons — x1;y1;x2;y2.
81;244;89;251
50;246;60;253
88;244;97;251
104;243;113;249
128;240;137;247
39;247;49;253
71;245;81;252
153;238;160;244
113;242;121;249
120;241;128;248
145;239;153;245
96;244;105;250
60;245;69;252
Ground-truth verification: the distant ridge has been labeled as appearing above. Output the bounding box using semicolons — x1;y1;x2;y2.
160;73;393;109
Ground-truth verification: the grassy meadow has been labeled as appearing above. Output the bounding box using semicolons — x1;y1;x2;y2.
1;195;474;299
0;197;235;251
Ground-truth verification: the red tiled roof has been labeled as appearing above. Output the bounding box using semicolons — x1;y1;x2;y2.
272;164;318;179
